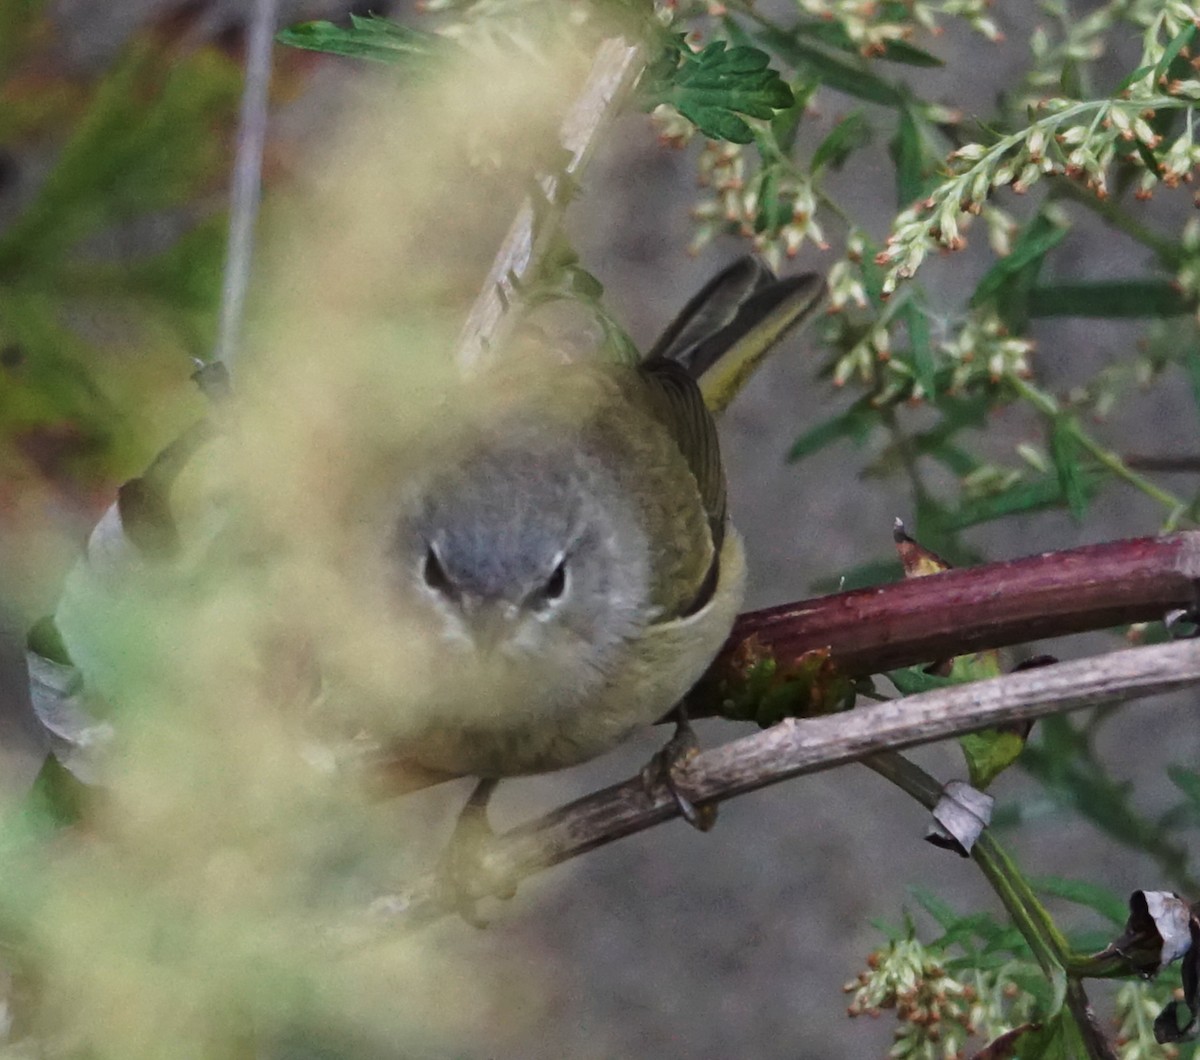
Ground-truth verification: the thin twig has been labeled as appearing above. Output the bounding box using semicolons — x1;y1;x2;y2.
213;0;278;373
454;35;646;371
355;638;1200;935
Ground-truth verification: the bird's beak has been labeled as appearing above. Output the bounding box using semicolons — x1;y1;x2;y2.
464;599;518;654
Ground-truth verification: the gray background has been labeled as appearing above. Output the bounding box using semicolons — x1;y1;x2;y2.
3;2;1199;1056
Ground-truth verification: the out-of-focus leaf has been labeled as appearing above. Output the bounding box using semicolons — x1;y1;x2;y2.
0;41;240;272
1031;876;1128;926
1168;764;1200;808
787;396;876;460
892;105;928;205
21;753;87;834
1048;417;1088;521
811;110;871;172
972;211;1069;316
1010;1011;1087;1059
788;18;943;67
1028;280;1191;318
903;297;935;395
1155;23;1197;82
941;470;1103;530
0;0;46;79
277;15;448;64
756;26;905;106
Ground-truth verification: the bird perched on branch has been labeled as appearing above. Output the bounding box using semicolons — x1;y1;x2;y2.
381;258;825;842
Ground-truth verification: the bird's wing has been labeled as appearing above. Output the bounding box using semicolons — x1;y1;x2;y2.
634;356;726;616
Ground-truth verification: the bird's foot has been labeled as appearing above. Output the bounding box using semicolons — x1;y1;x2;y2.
436;778;516;927
641;708;717;832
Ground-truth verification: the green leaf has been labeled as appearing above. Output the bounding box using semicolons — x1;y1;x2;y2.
26;615;71;667
941;470;1103;530
887;666;957;695
1048;417;1088;520
0;0;46;79
902;298;935;396
276;16;447;64
876;39;944;68
651;40;795;144
789;18;943;68
972;212;1069;311
1155;23;1197;82
892;105;927;205
1116;63;1156;94
1010;1009;1087;1059
21;754;87;834
0;41;241;274
1167;764;1200;810
787;396;877;460
962;729;1027;789
909;887;961;931
811;110;871;172
757;27;905;106
1030;876;1127;926
1028;280;1191;318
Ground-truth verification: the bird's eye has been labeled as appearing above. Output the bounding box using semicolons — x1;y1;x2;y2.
542;559;568;602
422;545;454;597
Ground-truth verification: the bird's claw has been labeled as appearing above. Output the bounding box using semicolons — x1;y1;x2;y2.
435;778;516;927
641;711;717;832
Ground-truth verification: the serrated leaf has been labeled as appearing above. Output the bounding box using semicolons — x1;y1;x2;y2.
1028;280;1191;318
653;40;794;144
1048;417;1088;521
276;17;447;64
811;110;870;172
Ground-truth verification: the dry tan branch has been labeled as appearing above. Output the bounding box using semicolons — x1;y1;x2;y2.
359;637;1200;934
454;35;646;371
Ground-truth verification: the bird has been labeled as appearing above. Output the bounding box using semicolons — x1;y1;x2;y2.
372;258;824;896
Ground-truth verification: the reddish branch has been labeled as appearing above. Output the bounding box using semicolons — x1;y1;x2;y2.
704;531;1200;685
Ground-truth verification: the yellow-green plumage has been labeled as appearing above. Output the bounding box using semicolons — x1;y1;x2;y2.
386;259;824;780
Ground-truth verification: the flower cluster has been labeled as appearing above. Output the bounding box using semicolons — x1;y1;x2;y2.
791;0;1001;53
1112;980;1182;1060
678;136;828;268
878;0;1200;294
845;939;985;1059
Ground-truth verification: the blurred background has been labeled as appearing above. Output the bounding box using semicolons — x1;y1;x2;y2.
2;1;1199;1057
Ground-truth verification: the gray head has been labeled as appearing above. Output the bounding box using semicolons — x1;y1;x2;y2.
391;424;652;707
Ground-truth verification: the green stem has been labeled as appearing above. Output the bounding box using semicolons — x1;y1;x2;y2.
862;752;1066;974
863;752;1131;982
1009;375;1188;516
